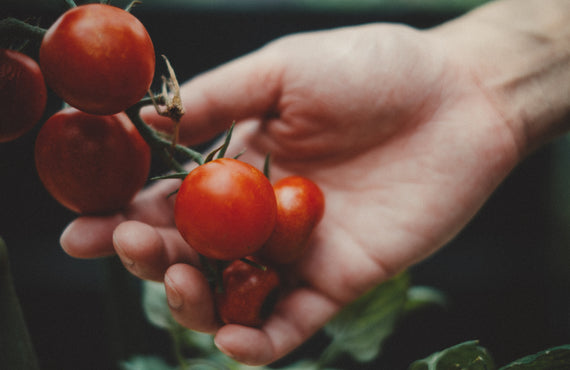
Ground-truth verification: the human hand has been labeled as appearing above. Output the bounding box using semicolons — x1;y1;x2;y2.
61;22;523;365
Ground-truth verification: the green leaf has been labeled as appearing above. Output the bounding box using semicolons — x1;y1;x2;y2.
499;344;570;369
183;358;229;369
120;355;175;370
142;281;176;330
408;340;495;370
181;330;217;355
150;172;188;181
278;359;341;370
322;272;410;364
216;121;236;160
403;285;448;314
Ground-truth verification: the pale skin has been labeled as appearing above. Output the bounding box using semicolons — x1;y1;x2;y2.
60;0;570;365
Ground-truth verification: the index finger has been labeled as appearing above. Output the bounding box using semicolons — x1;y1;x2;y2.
60;178;181;259
142;48;284;146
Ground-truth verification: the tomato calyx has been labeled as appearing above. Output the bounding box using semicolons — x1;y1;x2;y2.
149;55;185;142
125;56;204;172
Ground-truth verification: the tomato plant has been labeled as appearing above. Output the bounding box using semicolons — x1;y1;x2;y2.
34;107;151;214
0;49;47;143
259;176;325;264
216;257;280;327
39;3;155;115
174;158;277;261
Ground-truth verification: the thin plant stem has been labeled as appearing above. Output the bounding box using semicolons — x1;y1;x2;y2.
64;0;77;8
125;98;204;171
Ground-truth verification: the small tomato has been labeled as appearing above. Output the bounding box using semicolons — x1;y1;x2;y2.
259;176;325;264
216;257;280;327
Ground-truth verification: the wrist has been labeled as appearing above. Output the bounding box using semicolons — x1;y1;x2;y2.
429;0;570;154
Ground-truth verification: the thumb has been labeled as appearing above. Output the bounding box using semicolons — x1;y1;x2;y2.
142;48;283;146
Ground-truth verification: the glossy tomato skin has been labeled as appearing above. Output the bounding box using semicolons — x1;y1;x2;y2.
0;49;47;142
35;108;150;214
39;4;155;115
259;176;325;264
174;158;277;261
216;257;280;327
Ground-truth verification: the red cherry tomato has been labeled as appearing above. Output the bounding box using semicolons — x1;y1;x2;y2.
259;176;325;264
0;49;47;142
174;158;277;261
34;108;150;214
39;4;155;115
216;257;280;327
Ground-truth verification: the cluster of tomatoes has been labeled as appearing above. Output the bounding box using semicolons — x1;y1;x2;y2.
1;3;325;328
2;3;155;213
175;158;325;326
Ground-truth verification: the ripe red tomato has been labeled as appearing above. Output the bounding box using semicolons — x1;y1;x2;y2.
39;4;155;115
35;108;151;214
0;49;47;142
216;257;280;327
259;176;325;264
174;158;277;261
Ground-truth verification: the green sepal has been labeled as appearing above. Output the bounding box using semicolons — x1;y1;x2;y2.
408;340;495;370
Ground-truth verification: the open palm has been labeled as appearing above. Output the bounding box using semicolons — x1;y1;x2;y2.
61;23;521;365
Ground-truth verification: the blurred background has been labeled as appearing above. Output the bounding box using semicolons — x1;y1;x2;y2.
1;0;569;369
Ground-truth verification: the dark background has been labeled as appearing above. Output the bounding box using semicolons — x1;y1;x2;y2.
1;1;569;369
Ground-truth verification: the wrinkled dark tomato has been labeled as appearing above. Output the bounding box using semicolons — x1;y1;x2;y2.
216;257;280;327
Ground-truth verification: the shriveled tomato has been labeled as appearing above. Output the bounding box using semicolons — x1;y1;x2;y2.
174;158;277;261
39;4;155;115
259;176;325;264
34;108;150;214
216;257;280;327
0;49;47;142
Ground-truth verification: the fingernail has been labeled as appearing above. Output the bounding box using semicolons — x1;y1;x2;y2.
113;234;134;267
214;337;233;359
59;223;73;253
165;276;183;310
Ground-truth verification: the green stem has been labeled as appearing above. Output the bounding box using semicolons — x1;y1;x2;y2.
169;326;189;369
315;339;343;369
240;257;267;271
125;1;142;13
0;18;46;45
0;237;40;370
125;98;204;171
64;0;77;8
